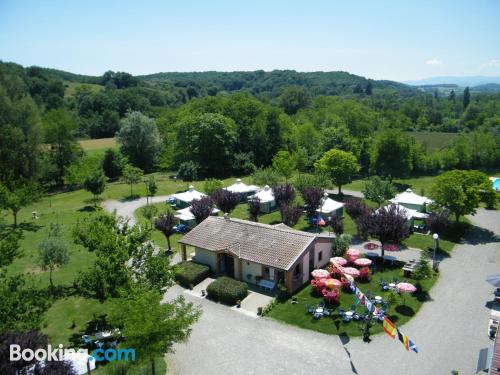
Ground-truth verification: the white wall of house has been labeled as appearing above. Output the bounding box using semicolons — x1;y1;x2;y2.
302;252;310;284
242;260;262;284
314;241;331;268
192;247;217;271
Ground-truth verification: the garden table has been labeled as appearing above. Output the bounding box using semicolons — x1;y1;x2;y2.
345;311;354;317
315;307;324;314
374;296;382;303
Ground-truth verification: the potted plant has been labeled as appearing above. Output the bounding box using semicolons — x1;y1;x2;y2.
257;307;263;316
236;300;241;308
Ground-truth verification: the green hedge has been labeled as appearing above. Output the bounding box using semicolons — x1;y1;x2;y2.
206;277;248;305
173;261;211;288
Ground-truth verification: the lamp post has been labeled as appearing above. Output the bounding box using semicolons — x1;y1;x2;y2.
432;233;439;270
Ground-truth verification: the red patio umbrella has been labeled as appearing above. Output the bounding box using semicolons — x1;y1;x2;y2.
330;257;347;266
354;258;372;267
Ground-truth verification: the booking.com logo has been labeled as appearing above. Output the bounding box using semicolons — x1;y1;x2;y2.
10;344;135;363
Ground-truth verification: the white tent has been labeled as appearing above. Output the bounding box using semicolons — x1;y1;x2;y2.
171;185;206;208
248;185;276;213
389;188;433;212
249;185;274;203
316;197;344;216
225;179;259;195
175;206;220;222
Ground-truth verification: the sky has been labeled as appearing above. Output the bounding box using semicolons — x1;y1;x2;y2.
1;0;500;81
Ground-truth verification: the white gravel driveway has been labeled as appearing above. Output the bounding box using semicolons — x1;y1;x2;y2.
101;195;171;224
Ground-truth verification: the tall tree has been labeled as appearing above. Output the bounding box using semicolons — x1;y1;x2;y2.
43;108;80;184
370;129;413;181
211;189;240;214
315;149;359;194
0;183;39;227
463;86;470;110
118;111;162;172
272;184;296;222
272;150;296;182
278;86;311;115
110;286;201;375
248;197;261;222
175;113;236;177
0;221;22;267
102;148;125;180
154;211;177;251
83;169;106;202
144;175;158;204
122;164;143;197
430;169;494;222
281;204;303;227
300;187;324;217
368;204;410;258
362;176;396;207
190;197;214;224
37;224;69;288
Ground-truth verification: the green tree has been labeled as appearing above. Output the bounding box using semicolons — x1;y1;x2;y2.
278;86;311;115
102;148;126;180
122;164;143;197
371;129;413;181
430;170;493;222
110;286;201;375
83;169;106;202
0;183;39;227
362;176;396;207
203;179;223;196
117;111;162;172
315;149;360;194
0;221;22;267
144;175;158;204
142;205;158;230
43;109;80;184
154;211;177;251
463;86;470;110
37;224;69;288
175;113;236;177
272;150;296;182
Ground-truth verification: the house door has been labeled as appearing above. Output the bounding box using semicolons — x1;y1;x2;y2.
222;254;234;278
309;251;314;276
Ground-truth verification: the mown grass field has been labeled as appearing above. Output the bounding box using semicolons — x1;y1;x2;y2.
408;131;459;152
78;137;118;157
64;81;103;97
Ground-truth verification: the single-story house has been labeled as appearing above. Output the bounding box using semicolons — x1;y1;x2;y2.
225;178;260;200
390;188;433;213
247;185;276;213
175;206;220;228
178;216;332;293
171;185;206;209
317;196;344;218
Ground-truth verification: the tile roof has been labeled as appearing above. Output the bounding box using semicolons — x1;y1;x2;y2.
179;216;316;270
492;333;500;375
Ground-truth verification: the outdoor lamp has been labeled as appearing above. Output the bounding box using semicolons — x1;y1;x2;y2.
432;233;439;269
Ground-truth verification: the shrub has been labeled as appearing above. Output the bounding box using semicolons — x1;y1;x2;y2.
251;167;280;186
177;161;199;181
412;253;433;280
203;178;223;196
425;209;451;234
173;261;211;288
332;234;352;257
262;298;277;316
206;276;248;305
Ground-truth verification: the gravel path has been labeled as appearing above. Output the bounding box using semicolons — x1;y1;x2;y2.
101;195;171;225
166;209;500;375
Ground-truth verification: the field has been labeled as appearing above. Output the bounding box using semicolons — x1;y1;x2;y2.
408;131;459;152
78;137;118;156
64;81;103;97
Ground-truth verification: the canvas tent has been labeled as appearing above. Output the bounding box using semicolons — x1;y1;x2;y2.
390;188;433;212
171;185;206;209
317;197;344;218
225;178;259;199
175;206;220;228
248;185;276;213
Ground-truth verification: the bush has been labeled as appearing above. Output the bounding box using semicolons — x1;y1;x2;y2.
206;276;248;305
251;167;280;186
173;261;211;288
177;161;199;181
332;234;352;257
425;209;451;234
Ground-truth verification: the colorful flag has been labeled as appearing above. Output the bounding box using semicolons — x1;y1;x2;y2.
409;339;418;353
397;329;409;350
355;288;366;305
383;317;396;339
365;298;373;312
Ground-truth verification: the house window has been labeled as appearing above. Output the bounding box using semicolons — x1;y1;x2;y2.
264;267;270;278
318;251;323;262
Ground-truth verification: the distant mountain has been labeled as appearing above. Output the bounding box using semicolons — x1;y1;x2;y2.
471;83;500;93
404;76;500;87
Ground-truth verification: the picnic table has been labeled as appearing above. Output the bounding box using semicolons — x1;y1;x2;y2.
402;259;418;277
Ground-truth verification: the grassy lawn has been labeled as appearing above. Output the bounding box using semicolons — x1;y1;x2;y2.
64;81;103;97
268;260;437;337
408;131;459;152
344;175;437;194
78;137;118;157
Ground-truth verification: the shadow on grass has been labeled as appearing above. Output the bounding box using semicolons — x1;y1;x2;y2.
119;194;141;202
395;305;415;316
18;222;43;232
78;205;99;213
68;314;112;348
393;182;412;192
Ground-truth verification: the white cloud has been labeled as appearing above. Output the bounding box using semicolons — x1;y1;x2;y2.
425;59;442;65
479;59;500;70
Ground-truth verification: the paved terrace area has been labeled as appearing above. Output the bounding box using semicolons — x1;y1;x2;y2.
164;209;499;375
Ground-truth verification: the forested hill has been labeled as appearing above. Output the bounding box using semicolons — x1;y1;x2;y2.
138;70;415;97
